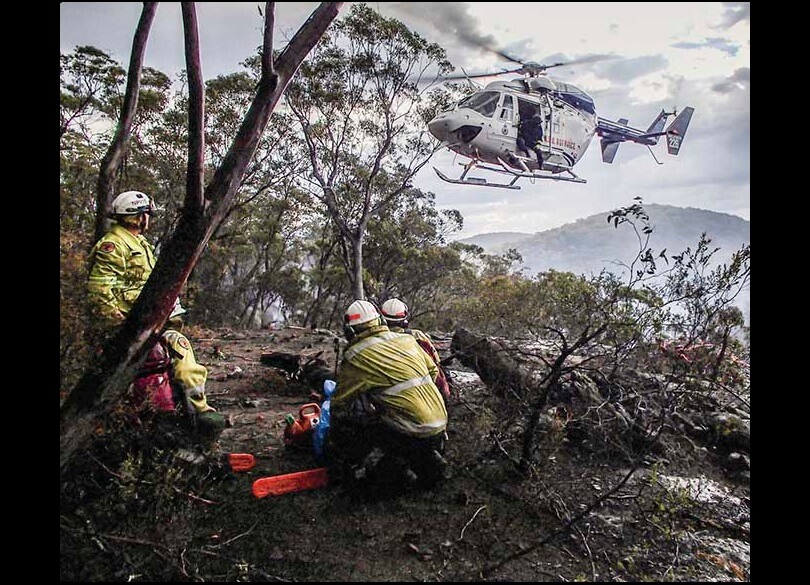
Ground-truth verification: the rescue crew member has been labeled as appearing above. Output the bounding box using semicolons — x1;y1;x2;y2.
380;298;451;404
517;109;545;167
87;190;224;434
327;300;448;492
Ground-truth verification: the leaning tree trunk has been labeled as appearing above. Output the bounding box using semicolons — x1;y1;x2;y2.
60;2;345;474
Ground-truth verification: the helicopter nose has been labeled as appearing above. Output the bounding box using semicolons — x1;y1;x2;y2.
428;116;449;142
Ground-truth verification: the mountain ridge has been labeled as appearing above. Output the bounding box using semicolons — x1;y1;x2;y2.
460;204;750;322
460;204;749;272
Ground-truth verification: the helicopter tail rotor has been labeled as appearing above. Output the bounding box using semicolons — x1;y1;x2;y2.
664;107;694;155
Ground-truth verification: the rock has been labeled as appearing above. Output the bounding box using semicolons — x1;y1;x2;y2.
726;452;750;471
704;412;750;453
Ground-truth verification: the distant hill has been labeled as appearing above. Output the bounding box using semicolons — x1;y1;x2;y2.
461;204;750;322
457;231;533;250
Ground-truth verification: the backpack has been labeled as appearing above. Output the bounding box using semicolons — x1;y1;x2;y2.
130;335;177;413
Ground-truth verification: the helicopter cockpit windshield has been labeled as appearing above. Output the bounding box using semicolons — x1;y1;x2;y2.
456;91;501;117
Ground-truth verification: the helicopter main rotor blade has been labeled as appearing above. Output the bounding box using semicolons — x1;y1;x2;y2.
484;47;524;66
442;67;522;81
540;53;618;70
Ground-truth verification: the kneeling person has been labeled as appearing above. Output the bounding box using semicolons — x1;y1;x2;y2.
327;300;448;492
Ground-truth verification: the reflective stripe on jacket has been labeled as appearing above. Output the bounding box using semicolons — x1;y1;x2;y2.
335;324;447;438
389;325;451;401
87;223;156;323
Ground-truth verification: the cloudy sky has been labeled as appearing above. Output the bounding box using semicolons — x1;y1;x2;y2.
60;2;750;238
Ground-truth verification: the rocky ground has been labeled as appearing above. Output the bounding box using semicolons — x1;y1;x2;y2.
60;327;750;582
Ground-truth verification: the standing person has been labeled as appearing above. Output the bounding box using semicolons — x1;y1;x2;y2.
86;190;224;435
327;300;448;495
380;298;451;404
516;108;545;167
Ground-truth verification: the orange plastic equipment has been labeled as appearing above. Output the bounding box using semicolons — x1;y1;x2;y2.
283;403;321;446
252;467;329;498
298;403;321;428
228;453;257;472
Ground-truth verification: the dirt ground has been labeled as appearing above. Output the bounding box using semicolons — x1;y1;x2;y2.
59;327;750;582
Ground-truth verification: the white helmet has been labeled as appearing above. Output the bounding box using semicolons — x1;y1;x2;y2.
109;190;156;217
344;300;380;328
381;298;408;322
170;300;187;319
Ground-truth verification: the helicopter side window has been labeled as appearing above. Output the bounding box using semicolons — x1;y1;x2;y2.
499;94;515;123
457;91;501;118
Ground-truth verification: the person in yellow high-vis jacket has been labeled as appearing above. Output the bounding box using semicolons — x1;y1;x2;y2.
327;300;448;494
87;190;224;434
380;297;451;404
87;190;157;328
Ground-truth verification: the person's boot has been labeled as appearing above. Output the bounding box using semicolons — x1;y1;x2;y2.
416;449;448;489
196;410;228;439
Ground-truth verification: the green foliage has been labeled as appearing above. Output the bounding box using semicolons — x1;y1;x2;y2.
60;230;96;398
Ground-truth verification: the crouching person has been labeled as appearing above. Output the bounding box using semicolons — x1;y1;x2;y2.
326;300;448;497
130;302;226;438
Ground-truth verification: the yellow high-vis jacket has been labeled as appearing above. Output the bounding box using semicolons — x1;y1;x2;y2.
335;324;447;438
87;223;156;324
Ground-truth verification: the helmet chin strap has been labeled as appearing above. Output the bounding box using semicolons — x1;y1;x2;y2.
138;213;150;233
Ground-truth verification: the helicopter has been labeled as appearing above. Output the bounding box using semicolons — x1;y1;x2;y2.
425;49;694;190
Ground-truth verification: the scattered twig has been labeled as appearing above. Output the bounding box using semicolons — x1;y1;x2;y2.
209;520;259;548
663;539;680;578
190;548;291;581
180;548;190;579
558;545;577;560
98;533;172;563
88;453;124;480
175;487;219;505
575;525;596;581
458;505;487;541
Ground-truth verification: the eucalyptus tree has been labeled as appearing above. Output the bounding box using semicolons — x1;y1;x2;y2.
361;187;466;317
61;2;345;473
60;43;172;237
284;3;455;300
174;71;319;327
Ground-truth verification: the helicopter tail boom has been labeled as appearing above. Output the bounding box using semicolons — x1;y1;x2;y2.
596;106;694;163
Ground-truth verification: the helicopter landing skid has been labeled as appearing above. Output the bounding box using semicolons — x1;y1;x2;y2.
496;157;587;184
433;167;521;190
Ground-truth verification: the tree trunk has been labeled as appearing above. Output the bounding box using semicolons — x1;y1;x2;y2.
61;2;345;474
351;235;364;300
450;327;538;398
93;2;159;244
450;327;565;472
